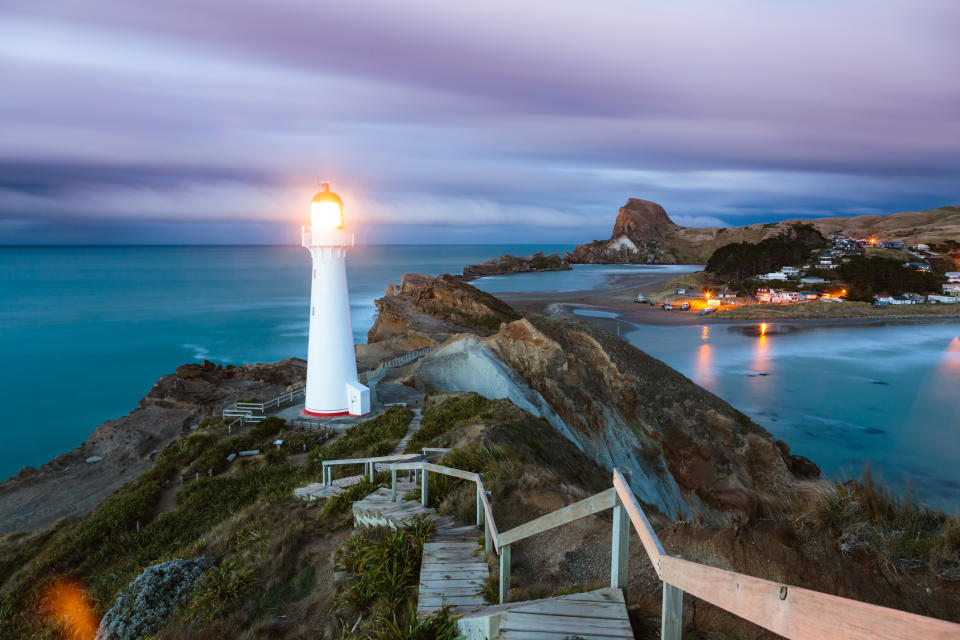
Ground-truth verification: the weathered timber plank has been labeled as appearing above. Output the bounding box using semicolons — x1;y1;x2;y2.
497;488;617;547
659;555;960;640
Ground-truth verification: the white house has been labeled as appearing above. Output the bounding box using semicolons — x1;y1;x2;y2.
945;272;960;283
759;272;788;281
927;294;960;304
913;244;930;251
944;283;960;295
800;276;826;285
781;266;800;276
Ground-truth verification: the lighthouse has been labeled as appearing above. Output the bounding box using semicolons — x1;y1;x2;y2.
301;183;370;417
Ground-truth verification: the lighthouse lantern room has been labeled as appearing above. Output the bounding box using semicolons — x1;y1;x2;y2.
302;183;370;417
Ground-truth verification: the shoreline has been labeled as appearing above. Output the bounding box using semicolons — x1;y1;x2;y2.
495;269;960;328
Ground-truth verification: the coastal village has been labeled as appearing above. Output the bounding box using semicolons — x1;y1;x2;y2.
651;231;960;313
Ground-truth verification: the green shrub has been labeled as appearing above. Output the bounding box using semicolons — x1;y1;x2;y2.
335;519;434;623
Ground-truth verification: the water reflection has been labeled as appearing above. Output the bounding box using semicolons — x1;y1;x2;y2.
695;343;715;389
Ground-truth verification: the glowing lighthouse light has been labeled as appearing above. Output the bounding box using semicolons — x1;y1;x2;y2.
302;183;370;417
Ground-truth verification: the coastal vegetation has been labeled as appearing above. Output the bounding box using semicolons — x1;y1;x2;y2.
705;225;826;280
838;256;946;300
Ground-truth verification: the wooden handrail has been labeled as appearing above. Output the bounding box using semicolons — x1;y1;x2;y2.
612;468;664;568
497;488;617;547
658;555;960;640
369;460;960;638
323;453;417;467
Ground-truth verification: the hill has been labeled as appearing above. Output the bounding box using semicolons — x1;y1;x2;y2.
567;201;960;265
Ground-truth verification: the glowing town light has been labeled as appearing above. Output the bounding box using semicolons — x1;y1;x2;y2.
760;322;768;336
310;182;344;230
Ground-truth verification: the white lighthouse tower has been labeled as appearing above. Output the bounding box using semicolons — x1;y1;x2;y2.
301;183;370;417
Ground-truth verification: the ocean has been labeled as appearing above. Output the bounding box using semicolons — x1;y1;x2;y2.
2;246;958;512
0;244;566;480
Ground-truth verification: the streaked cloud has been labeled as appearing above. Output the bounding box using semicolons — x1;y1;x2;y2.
0;0;957;243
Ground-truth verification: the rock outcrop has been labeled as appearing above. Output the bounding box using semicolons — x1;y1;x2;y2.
96;557;213;640
458;252;571;281
567;199;681;264
357;273;521;370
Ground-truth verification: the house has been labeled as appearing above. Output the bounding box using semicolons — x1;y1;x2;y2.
717;289;738;299
913;244;930;251
874;295;894;306
927;294;960;304
945;272;960;283
902;292;926;303
758;272;788;281
818;257;838;269
903;262;931;272
881;240;907;250
800;276;826;285
798;291;820;300
780;266;800;277
772;290;805;304
944;283;960;295
890;295;919;305
834;240;862;255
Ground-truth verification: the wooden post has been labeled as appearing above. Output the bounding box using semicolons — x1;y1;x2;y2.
499;544;511;603
476;486;482;527
611;497;630;589
661;582;683;640
421;468;429;506
391;468;398;502
368;461;374;483
484;513;492;555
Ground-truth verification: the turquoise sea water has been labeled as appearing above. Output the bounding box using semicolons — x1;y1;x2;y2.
2;246;958;511
0;244;567;479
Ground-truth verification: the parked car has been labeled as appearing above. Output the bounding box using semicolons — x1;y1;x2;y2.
680;302;690;311
699;307;716;315
634;294;647;304
661;302;673;310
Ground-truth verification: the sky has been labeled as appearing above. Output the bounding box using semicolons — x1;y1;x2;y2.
1;0;958;245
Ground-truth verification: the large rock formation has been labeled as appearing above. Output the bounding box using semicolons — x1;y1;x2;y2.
458;252;571;281
357;273;521;370
567;199;681;264
366;273;815;522
567;200;960;265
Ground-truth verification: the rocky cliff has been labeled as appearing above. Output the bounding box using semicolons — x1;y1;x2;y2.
567;201;960;265
458;252;571;281
357;273;522;369
367;274;816;522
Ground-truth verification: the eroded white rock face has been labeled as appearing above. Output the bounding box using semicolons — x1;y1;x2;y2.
416;335;691;518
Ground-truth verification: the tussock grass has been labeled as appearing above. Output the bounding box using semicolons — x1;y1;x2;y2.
333;518;460;638
768;468;960;580
0;407;413;638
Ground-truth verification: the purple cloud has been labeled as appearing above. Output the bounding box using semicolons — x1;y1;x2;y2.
0;0;957;244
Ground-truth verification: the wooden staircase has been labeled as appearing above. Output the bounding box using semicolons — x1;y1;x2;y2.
457;588;633;640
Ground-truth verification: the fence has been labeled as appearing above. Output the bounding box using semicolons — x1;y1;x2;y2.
361;347;434;386
375;460;960;640
222;385;306;432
